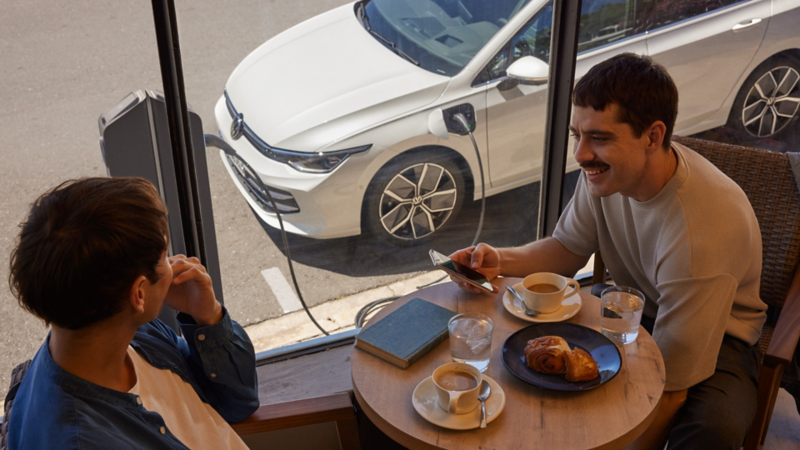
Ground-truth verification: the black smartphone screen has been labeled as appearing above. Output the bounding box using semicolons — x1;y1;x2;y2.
429;249;493;291
441;259;488;282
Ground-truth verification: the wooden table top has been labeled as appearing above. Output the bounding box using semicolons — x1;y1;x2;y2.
351;278;666;450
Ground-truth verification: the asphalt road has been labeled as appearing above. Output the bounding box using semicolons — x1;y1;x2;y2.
0;0;546;405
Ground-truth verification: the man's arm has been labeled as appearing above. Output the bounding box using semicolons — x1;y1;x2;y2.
626;389;688;450
176;310;260;423
449;238;590;293
499;237;591;278
165;255;259;422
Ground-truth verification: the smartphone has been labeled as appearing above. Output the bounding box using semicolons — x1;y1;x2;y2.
429;249;494;293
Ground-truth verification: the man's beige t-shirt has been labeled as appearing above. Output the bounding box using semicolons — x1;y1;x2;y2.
127;346;249;449
553;142;767;391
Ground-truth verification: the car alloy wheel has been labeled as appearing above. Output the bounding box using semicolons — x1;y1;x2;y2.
740;64;800;138
377;162;460;241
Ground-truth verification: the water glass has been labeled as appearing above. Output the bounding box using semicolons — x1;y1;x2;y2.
448;312;493;372
600;286;645;345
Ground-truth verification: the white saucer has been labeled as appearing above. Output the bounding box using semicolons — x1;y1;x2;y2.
502;282;582;323
412;374;505;430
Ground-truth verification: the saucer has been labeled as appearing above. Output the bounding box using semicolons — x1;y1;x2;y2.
412;374;505;430
502;282;581;323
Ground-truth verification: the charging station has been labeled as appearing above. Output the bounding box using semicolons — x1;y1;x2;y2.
98;90;225;327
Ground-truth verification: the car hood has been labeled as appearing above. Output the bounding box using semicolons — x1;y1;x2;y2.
225;4;449;152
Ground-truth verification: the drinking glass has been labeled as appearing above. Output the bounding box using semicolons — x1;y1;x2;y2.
448;312;493;372
600;286;645;345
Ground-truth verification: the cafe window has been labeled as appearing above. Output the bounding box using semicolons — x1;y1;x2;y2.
173;0;557;357
2;0;800;428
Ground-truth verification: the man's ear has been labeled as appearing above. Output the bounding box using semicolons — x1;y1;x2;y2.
645;121;667;153
128;275;148;314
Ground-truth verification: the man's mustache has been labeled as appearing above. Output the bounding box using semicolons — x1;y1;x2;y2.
580;161;609;170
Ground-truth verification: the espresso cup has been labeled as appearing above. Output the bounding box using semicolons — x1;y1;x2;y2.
432;362;482;415
522;272;579;314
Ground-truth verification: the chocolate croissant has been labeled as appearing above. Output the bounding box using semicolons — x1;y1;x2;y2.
524;336;599;382
523;336;571;374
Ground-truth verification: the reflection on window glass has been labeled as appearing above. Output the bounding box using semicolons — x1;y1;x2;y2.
577;0;636;53
636;0;744;32
476;1;552;83
363;0;531;76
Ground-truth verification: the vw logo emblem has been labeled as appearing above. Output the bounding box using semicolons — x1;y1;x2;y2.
231;113;245;140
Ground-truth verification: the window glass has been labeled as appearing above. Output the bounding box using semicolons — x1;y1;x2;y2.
173;0;558;356
475;2;553;84
364;0;531;76
636;0;744;32
577;0;637;53
476;0;641;85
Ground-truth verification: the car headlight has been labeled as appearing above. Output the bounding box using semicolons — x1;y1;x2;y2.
267;145;372;174
225;90;370;173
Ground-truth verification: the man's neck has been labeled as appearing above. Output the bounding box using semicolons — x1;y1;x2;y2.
632;145;679;202
49;318;139;392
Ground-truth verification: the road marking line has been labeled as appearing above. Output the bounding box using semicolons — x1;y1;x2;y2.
261;267;302;313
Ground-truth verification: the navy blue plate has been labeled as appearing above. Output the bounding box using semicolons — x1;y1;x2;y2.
501;323;621;391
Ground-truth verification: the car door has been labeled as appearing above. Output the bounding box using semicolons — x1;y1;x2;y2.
643;0;771;133
481;0;647;190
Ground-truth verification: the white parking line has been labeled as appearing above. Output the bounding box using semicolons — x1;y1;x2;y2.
261;267;302;313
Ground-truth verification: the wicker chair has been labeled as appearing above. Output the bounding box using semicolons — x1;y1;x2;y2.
593;135;800;449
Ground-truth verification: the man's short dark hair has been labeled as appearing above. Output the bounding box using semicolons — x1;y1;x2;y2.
9;177;169;330
573;53;679;149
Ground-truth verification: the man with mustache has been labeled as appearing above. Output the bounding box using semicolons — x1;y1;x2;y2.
450;53;766;449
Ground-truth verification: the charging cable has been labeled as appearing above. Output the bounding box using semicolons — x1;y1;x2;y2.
205;135;329;336
355;111;487;327
208;106;487;333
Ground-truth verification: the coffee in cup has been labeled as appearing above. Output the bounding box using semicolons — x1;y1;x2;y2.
521;272;579;314
432;362;482;414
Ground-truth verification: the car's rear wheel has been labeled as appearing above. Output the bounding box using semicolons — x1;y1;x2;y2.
728;55;800;138
364;153;466;245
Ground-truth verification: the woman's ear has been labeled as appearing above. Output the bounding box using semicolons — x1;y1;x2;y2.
128;275;148;314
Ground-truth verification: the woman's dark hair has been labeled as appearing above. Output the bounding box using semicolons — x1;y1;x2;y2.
9;177;169;330
573;53;679;149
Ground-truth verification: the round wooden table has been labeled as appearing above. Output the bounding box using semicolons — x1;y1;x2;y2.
351;278;666;450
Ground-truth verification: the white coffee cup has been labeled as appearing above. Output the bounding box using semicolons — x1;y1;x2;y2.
522;272;579;314
432;362;481;415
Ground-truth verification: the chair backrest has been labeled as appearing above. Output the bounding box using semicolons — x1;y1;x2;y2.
673;136;800;308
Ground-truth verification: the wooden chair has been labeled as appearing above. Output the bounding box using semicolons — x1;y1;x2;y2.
1;360;360;450
592;135;800;449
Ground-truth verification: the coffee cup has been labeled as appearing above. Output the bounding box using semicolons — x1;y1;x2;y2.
432;362;482;415
521;272;579;314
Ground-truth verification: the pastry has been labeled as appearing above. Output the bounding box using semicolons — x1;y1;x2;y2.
523;336;571;374
564;347;600;382
524;336;599;382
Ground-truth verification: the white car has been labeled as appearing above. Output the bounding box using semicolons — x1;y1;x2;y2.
215;0;800;244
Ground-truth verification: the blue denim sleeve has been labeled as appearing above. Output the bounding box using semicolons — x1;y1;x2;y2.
174;307;260;423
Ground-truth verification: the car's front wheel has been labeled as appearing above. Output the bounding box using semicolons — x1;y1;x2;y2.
364;153;466;245
728;55;800;139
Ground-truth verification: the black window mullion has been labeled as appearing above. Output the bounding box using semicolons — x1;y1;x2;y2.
538;0;582;238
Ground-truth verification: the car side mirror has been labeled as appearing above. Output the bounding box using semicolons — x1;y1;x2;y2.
506;56;549;86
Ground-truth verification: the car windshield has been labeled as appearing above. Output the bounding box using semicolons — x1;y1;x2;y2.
361;0;531;76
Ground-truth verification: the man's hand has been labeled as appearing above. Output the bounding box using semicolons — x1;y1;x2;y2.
164;255;223;326
449;243;502;293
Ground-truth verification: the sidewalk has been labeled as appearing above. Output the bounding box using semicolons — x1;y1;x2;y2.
244;271;447;353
